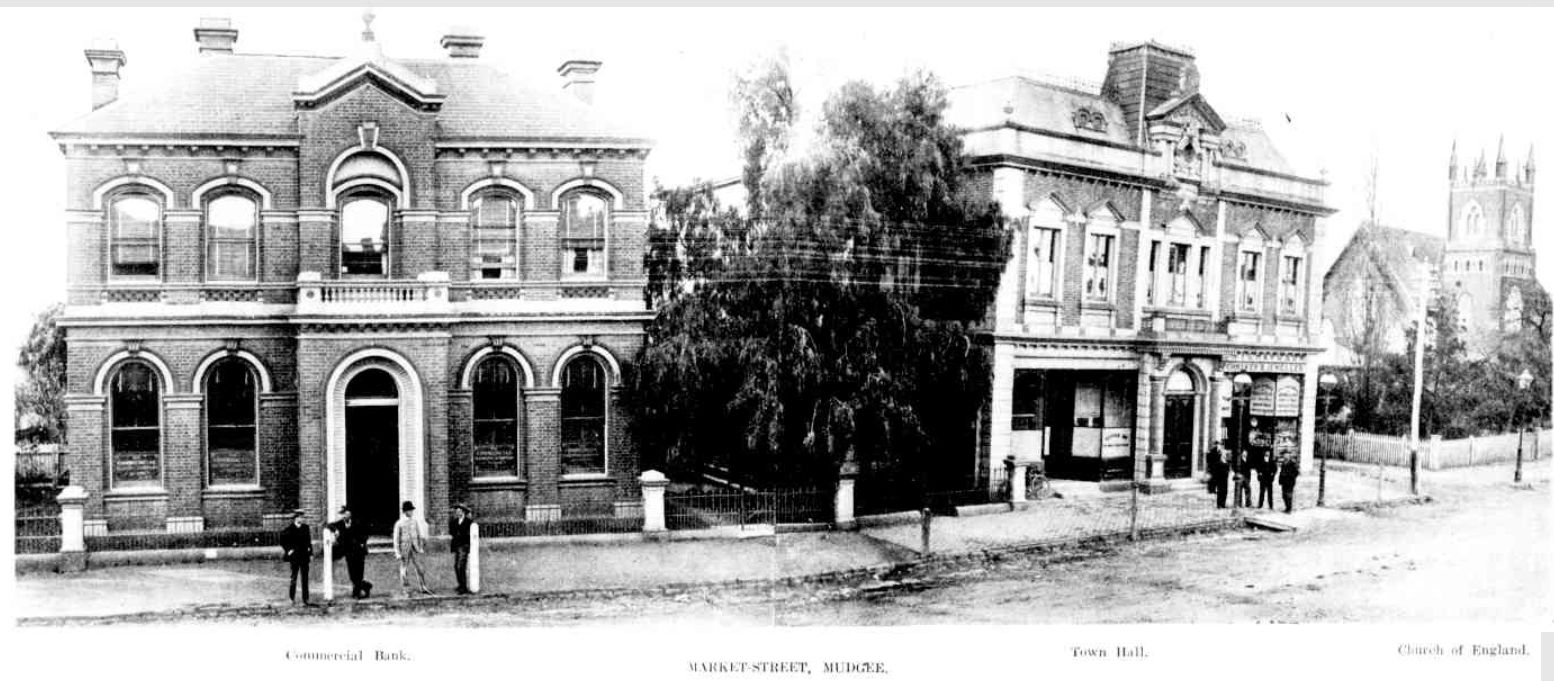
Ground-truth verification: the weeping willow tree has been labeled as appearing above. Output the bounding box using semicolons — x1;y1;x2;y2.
631;54;1010;495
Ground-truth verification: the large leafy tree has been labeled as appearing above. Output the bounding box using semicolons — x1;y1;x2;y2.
16;303;67;444
632;59;1010;494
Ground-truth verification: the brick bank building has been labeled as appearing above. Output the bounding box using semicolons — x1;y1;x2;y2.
949;41;1334;486
54;18;652;536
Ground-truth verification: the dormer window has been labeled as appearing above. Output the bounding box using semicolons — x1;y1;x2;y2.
109;192;162;278
206;193;258;281
472;192;521;280
561;191;608;279
340;194;390;276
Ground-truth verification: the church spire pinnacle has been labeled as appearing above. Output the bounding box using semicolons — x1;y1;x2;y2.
1449;138;1458;181
1495;134;1507;179
361;7;376;43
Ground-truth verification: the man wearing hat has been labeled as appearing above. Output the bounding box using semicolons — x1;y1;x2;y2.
327;506;372;599
278;509;314;606
449;503;474;595
391;500;433;596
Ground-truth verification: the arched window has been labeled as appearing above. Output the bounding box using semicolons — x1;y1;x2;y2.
1461;202;1484;239
206;193;258;281
1508;204;1527;246
110;361;161;488
561;191;608;278
340;193;391;276
472;356;521;478
206;359;258;485
560;355;607;475
472;192;521;280
109;192;162;278
1503;288;1525;333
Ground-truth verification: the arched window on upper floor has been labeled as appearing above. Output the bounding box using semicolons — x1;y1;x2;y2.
472;192;522;281
1460;202;1485;240
560;191;609;279
206;192;258;281
1508;203;1527;246
340;191;392;277
206;358;258;486
472;356;522;478
110;360;161;488
108;191;163;279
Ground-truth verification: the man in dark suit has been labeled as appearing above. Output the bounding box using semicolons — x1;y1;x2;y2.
279;509;313;606
1256;447;1278;510
327;506;372;599
1278;455;1301;514
449;503;474;595
1231;448;1250;508
1207;441;1230;509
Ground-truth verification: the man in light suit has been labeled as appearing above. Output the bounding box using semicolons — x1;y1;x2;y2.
392;500;433;597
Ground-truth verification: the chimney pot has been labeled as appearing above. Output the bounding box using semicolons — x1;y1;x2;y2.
558;59;602;105
83;39;127;110
193;17;238;55
440;27;484;58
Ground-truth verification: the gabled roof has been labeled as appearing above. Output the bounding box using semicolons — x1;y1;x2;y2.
52;50;650;145
1145;91;1226;132
294;42;442;111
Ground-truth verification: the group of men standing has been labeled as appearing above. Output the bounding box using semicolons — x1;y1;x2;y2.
277;501;477;606
1205;441;1300;513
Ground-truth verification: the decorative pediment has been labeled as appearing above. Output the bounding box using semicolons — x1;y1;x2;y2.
1085;200;1126;225
294;47;445;112
1165;212;1203;236
1240;223;1271;248
1146;92;1226;134
1028;195;1070;226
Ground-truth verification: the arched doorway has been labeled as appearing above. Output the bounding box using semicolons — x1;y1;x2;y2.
345;368;399;534
1163;369;1198;479
325;350;426;536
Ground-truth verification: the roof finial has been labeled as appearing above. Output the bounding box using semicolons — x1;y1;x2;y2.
361;7;376;42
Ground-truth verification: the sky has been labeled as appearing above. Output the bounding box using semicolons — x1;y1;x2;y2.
0;6;1550;358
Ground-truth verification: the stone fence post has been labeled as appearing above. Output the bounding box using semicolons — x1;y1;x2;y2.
1005;456;1031;509
640;470;668;534
834;462;859;531
57;485;88;572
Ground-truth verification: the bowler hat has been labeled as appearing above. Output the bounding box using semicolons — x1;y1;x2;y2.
291;509;305;517
337;505;351;514
453;503;470;512
401;501;416;512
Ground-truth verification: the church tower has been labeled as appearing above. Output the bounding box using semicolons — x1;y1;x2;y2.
1443;137;1537;354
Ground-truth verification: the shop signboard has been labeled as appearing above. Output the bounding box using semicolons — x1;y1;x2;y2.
1250;377;1277;416
1274;376;1302;417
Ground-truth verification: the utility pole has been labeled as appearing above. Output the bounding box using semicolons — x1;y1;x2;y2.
1408;264;1430;496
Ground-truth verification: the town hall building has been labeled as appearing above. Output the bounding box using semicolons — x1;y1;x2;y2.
949;41;1333;486
53;17;652;536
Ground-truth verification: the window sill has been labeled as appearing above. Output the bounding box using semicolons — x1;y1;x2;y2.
1144;306;1212;316
560;274;609;283
470;476;528;490
1080;300;1117;310
558;473;613;487
203;485;265;498
1023;297;1060;307
105;488;168;500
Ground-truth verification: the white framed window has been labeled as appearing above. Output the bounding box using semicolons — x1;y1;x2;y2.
205;358;258;486
471;192;521;280
109;192;162;279
561;191;608;279
472;356;522;478
1280;255;1304;316
205;193;258;281
1084;233;1115;302
340;194;392;277
1237;250;1262;313
110;361;162;489
560;355;607;475
1026;199;1065;299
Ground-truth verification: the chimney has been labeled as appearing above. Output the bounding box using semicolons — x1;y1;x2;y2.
558;59;602;105
440;27;484;58
193;17;238;54
1100;40;1197;147
83;39;126;111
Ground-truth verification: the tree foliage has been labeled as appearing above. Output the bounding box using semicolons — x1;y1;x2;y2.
631;61;1010;492
1328;288;1551;438
15;303;66;444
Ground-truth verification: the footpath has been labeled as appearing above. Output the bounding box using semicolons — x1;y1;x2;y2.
17;460;1539;624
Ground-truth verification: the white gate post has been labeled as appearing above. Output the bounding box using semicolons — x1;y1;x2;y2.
641;470;668;533
1005;456;1030;509
322;525;333;602
469;521;481;594
56;485;88;572
834;462;858;530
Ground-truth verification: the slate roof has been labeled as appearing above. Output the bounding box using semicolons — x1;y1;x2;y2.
52;52;649;144
946;75;1299;177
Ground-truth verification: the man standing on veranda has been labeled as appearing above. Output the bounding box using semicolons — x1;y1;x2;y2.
392;500;433;597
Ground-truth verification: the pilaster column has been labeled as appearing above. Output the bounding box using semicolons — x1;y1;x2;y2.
1149;373;1167;479
164;394;205;532
297;209;336;277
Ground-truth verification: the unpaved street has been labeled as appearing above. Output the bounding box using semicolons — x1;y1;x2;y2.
238;463;1547;627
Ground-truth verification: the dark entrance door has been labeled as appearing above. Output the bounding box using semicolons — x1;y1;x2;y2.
1163;394;1195;479
345;369;399;535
